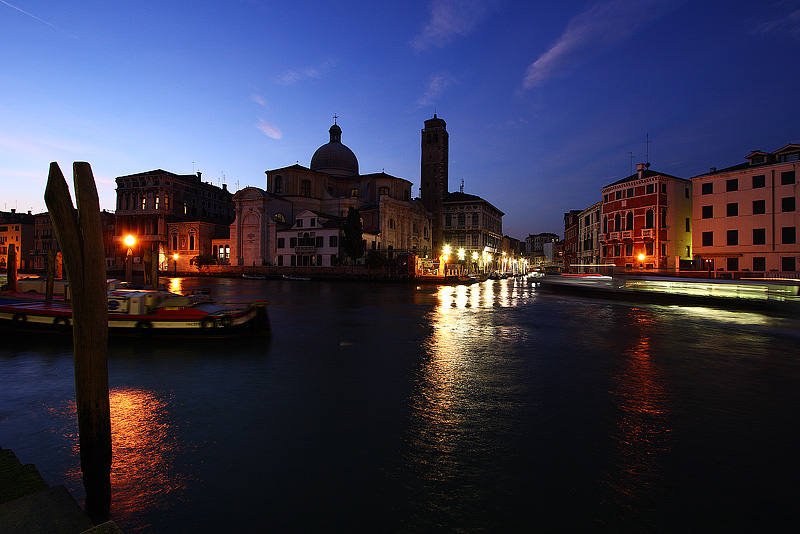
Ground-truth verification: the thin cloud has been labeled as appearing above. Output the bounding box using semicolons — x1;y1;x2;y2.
257;119;282;139
250;94;267;106
411;0;497;51
273;60;336;85
523;0;681;89
0;0;78;39
753;5;800;40
416;72;455;108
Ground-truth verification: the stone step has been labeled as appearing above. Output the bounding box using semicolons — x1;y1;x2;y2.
0;485;94;534
0;447;49;505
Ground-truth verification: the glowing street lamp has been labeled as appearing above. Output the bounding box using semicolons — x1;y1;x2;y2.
172;253;179;275
638;253;645;261
457;248;465;261
124;234;136;283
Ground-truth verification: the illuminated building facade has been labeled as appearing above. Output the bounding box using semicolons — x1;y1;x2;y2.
230;121;431;267
691;144;800;273
576;201;602;271
600;164;693;271
115;169;234;268
0;210;34;270
442;191;504;271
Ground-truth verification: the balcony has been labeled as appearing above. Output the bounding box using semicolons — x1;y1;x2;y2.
609;232;620;241
598;233;607;242
295;246;315;253
641;228;655;239
621;230;633;240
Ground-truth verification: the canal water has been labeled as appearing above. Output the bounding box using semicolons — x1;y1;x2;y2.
2;277;799;532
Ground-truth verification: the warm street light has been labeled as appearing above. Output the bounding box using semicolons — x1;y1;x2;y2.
638;253;646;261
124;234;136;283
124;234;136;247
172;253;179;275
457;248;465;261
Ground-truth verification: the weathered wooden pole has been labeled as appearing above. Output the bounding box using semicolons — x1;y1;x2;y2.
7;244;17;292
45;162;111;523
46;249;55;302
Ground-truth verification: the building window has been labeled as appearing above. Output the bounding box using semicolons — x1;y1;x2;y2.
296;219;303;228
603;216;608;233
277;238;285;248
726;179;738;192
645;242;654;255
626;212;633;230
472;234;478;246
752;175;765;188
685;218;690;232
445;214;452;227
614;245;621;256
753;257;766;271
753;199;766;215
301;180;311;196
627;188;634;198
350;188;358;197
702;231;714;247
782;226;796;244
389;218;396;230
614;213;621;231
702;205;713;219
782;197;796;212
701;182;713;195
753;228;766;245
273;213;286;223
472;214;479;226
782;257;796;271
726;257;739;271
141;196;147;210
625;243;633;256
310;218;316;227
275;176;283;193
315;236;323;247
781;171;796;185
458;213;465;227
290;237;297;248
379;186;389;196
329;235;338;247
727;203;738;216
727;230;738;246
189;234;195;250
154;196;160;210
172;233;178;250
645;184;654;194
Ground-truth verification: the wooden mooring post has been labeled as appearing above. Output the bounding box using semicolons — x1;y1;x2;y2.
6;244;17;292
44;162;111;523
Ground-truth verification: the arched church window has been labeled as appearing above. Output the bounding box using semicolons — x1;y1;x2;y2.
275;176;283;193
350;188;358;197
273;213;286;223
301;180;311;196
189;233;195;251
171;232;178;250
379;186;389;196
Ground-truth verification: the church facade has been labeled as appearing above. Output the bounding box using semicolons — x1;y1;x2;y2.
229;121;433;266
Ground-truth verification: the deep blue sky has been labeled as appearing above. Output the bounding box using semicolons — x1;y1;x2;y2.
2;0;799;238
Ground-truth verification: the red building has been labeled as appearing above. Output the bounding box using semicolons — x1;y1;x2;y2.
600;164;693;271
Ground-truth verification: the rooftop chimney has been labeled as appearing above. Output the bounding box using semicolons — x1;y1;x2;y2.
636;163;645;178
710;167;716;173
197;171;202;179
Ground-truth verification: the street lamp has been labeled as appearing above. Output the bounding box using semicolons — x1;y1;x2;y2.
124;234;136;283
172;253;179;275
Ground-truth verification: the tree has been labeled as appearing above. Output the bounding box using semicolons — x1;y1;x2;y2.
342;207;364;264
193;254;216;272
365;249;386;269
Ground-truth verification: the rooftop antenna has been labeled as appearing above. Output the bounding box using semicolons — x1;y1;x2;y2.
460;178;464;193
333;113;338;125
628;152;633;175
236;180;240;190
645;133;651;167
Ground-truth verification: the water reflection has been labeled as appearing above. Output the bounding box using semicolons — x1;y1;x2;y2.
603;307;671;525
61;388;191;530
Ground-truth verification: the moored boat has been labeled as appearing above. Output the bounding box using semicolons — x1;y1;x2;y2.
0;289;270;338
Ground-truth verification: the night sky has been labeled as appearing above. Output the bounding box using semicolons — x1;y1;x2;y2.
2;0;799;238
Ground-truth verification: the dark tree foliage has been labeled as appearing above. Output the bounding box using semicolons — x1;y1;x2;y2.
342;207;364;263
365;249;386;268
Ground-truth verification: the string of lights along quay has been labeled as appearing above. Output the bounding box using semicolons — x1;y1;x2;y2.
2;277;799;532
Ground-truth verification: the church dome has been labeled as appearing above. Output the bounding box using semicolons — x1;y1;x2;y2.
310;123;359;178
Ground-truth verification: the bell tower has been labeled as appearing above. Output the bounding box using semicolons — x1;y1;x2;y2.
420;114;448;254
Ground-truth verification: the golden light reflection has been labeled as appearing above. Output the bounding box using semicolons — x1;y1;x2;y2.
168;277;183;294
61;388;192;526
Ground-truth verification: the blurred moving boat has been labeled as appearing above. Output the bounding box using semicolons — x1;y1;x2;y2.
0;289;270;338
